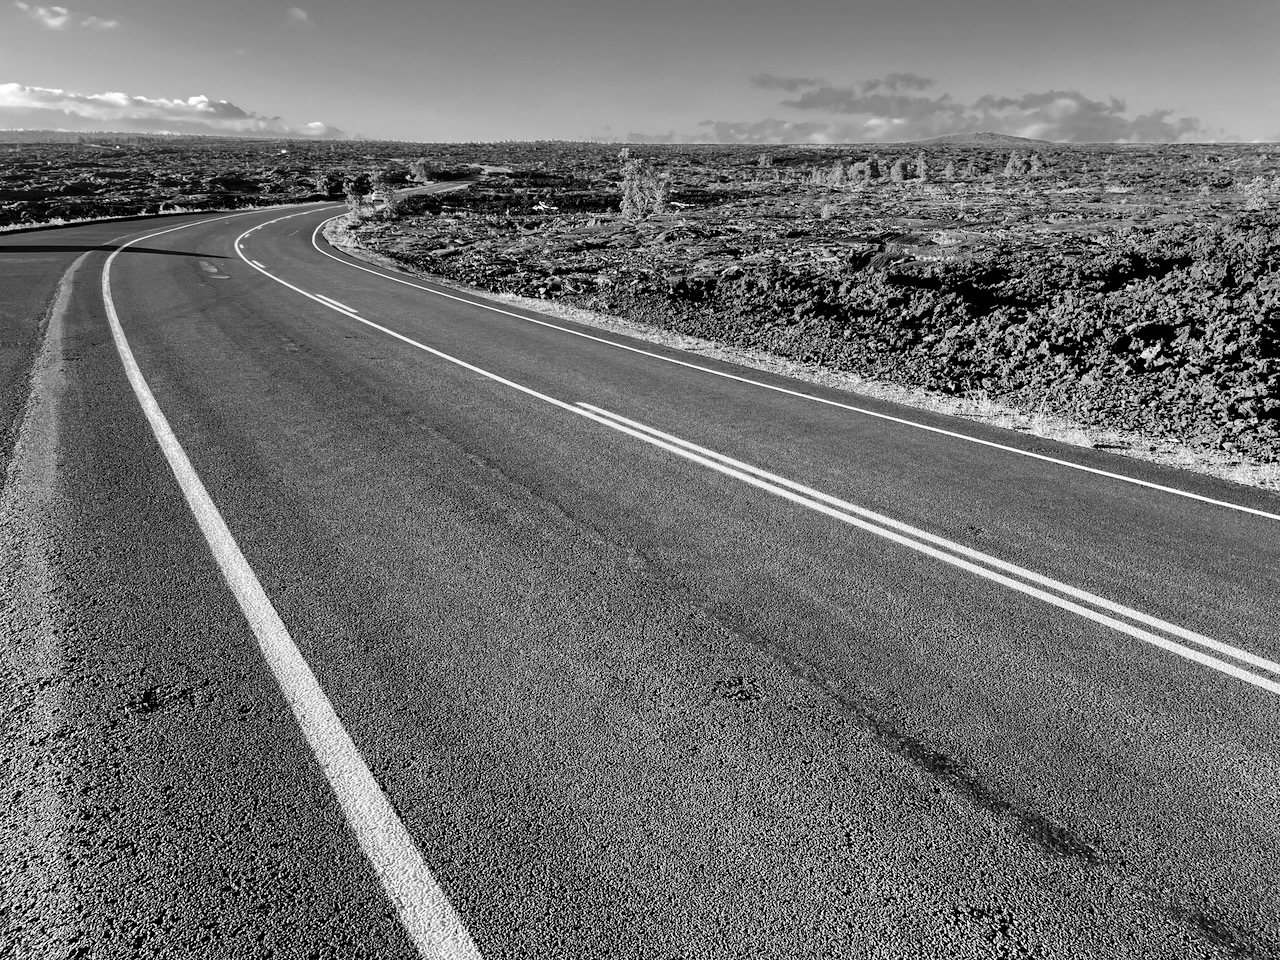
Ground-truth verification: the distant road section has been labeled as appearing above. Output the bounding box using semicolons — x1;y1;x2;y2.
2;197;1278;959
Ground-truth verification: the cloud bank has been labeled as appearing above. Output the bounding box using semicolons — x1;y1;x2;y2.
14;2;119;29
0;83;344;137
692;74;1212;144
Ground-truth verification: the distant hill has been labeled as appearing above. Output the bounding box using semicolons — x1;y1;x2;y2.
909;131;1058;147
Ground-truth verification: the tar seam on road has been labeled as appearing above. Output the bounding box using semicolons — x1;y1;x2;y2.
232;226;1280;697
101;211;483;960
293;214;1279;525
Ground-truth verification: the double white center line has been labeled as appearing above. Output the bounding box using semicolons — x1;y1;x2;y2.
315;292;358;313
234;218;1280;697
577;403;1280;696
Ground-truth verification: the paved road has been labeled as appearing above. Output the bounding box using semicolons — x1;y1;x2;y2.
2;199;1278;959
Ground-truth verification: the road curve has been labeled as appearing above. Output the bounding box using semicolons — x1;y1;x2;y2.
2;199;1279;959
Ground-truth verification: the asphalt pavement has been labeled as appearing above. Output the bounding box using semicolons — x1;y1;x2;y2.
2;200;1278;959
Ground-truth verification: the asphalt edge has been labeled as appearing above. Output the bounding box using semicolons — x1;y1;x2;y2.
0;252;87;957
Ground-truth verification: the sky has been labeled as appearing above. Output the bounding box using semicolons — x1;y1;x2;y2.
1;0;1278;143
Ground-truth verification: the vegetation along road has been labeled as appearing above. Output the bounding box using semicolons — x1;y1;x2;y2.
2;190;1278;959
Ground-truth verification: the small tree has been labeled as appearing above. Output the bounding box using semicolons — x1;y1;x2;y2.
889;158;907;183
914;151;928;181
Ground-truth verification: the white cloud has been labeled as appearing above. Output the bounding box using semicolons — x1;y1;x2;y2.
14;1;120;30
694;74;1215;144
14;2;72;29
286;6;313;26
0;83;344;138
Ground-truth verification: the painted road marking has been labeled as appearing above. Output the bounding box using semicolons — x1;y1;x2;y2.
315;293;358;313
250;259;267;269
575;402;1280;697
300;212;1280;524
199;260;230;280
231;230;1280;697
103;212;481;960
579;402;1280;681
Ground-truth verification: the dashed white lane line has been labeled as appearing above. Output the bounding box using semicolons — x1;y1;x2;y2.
103;212;482;960
250;259;267;269
230;226;1280;697
297;211;1280;525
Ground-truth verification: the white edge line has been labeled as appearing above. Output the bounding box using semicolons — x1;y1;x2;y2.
576;402;1280;679
298;212;1280;524
230;222;1280;698
103;210;482;960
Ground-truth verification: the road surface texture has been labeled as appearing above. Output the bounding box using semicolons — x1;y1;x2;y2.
3;197;1278;959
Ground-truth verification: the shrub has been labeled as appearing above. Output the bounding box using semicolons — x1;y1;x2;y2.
343;171;371;215
317;170;345;197
1003;151;1029;178
1238;176;1278;211
619;154;670;219
408;158;433;183
371;168;402;217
